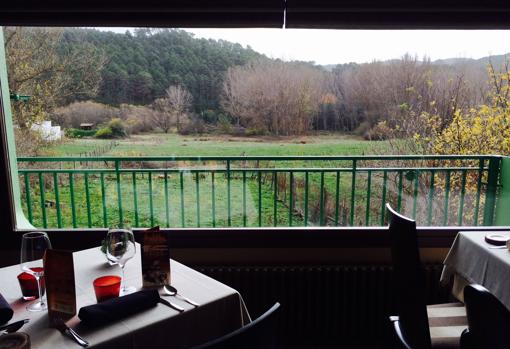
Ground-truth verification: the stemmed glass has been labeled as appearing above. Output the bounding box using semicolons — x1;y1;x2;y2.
20;232;52;311
105;228;136;295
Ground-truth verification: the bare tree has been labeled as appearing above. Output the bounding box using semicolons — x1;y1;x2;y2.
222;59;325;135
329;54;483;142
150;97;174;133
165;85;193;131
5;27;106;129
149;85;192;133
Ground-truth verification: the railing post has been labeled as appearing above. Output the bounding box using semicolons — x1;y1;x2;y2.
227;160;231;227
212;171;216;228
148;172;154;227
495;156;510;226
69;173;77;228
483;156;501;226
350;160;357;226
24;174;33;224
115;160;123;227
319;171;325;226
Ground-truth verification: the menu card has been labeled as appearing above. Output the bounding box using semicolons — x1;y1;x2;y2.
43;249;76;323
141;227;170;287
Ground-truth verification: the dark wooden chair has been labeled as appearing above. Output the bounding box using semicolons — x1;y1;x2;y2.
192;303;280;349
390;316;414;349
386;204;467;349
460;284;510;349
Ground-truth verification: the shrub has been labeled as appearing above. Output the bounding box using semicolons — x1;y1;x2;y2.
15;129;49;157
95;127;113;139
245;127;267;136
118;104;156;133
231;125;246;136
179;118;207;135
125;117;143;134
200;109;220;124
353;121;371;136
108;118;128;138
51;101;116;128
217;116;233;134
64;128;96;138
364;121;394;140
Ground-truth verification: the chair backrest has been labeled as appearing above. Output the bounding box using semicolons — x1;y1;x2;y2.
389;316;414;349
386;204;431;349
462;284;510;349
192;303;281;349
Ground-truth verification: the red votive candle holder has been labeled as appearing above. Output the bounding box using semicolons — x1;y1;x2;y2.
17;267;45;301
93;275;121;303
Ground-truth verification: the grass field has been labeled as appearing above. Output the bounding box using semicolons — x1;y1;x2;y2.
20;133;488;229
48;133;390;157
23;133;399;229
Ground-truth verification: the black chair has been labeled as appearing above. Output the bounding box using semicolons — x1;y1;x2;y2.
386;204;467;349
192;303;280;349
389;316;413;349
460;284;510;349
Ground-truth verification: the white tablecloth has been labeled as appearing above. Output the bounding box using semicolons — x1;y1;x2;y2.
441;231;510;310
0;246;250;349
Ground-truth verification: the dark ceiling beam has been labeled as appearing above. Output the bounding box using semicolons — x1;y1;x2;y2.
285;0;510;29
2;0;510;28
0;0;285;27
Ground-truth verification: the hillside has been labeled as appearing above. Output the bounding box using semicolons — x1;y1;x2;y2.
60;28;510;115
433;53;510;68
60;28;262;111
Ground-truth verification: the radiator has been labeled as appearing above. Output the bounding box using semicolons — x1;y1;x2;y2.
196;264;449;348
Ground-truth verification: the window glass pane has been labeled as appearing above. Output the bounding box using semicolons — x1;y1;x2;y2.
4;27;508;228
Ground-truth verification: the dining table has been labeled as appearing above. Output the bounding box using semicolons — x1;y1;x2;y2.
0;245;251;349
440;230;510;310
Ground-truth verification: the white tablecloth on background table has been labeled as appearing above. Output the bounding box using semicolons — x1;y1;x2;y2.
0;245;250;349
440;231;510;310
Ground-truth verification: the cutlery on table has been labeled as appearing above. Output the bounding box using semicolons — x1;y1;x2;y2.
54;318;89;347
162;285;200;307
0;319;29;334
489;245;508;249
158;297;185;312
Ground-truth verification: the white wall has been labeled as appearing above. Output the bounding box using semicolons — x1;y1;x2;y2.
31;120;63;141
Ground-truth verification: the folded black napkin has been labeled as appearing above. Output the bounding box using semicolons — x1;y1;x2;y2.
0;292;13;325
78;289;160;327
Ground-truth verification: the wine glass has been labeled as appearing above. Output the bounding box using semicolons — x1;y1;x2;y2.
105;228;136;295
20;232;52;311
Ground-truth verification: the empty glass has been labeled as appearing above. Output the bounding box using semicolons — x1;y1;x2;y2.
105;228;136;295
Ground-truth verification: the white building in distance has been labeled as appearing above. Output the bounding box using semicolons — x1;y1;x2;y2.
31;121;63;141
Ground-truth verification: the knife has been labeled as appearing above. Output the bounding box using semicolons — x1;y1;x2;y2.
0;319;29;333
158;297;185;312
53;318;89;347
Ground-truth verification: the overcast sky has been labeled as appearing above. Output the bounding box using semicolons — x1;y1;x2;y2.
97;28;510;65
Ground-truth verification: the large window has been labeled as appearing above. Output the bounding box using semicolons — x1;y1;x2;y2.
3;27;510;229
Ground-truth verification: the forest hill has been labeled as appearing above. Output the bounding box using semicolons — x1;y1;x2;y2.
5;27;508;137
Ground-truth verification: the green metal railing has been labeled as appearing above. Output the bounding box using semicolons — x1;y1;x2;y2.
17;155;501;229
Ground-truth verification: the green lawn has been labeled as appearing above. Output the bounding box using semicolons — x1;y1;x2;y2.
21;134;485;229
23;133;399;229
50;133;390;157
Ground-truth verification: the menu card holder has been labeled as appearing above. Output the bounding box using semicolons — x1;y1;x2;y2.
141;227;170;287
43;249;76;324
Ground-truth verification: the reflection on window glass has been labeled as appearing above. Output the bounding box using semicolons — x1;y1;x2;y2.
5;27;509;228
